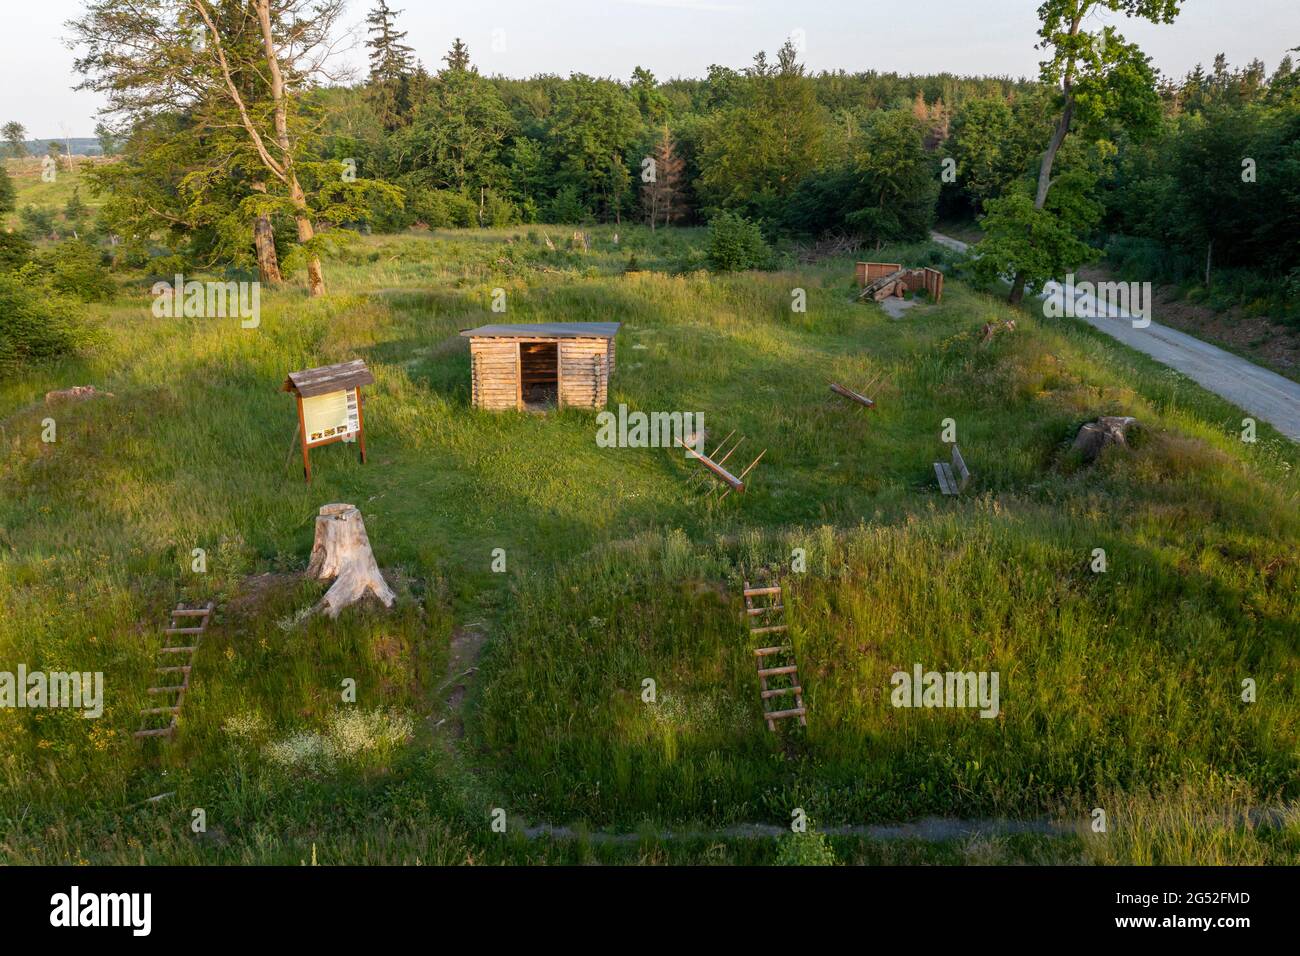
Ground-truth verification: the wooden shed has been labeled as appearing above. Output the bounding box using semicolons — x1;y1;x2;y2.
460;322;620;411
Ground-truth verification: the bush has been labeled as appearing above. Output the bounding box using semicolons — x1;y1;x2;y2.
0;230;34;272
481;189;521;228
0;273;93;371
674;246;710;273
38;240;114;302
18;205;57;240
773;829;837;866
544;185;589;224
706;211;769;271
401;187;480;229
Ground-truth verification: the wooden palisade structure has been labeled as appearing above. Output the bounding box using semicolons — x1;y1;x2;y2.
855;262;944;303
742;581;807;731
135;602;213;740
282;359;374;483
460;322;620;411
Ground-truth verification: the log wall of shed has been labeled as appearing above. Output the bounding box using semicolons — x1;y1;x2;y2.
559;337;609;408
470;339;520;410
469;335;613;410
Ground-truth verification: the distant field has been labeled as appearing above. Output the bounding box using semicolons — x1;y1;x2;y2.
3;156;108;231
1;225;1297;864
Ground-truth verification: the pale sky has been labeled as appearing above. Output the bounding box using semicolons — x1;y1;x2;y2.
4;0;1297;138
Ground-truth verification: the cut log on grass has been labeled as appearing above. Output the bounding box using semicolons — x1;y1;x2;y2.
306;503;395;618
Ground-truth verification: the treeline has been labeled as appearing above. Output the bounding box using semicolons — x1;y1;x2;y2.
1104;54;1300;294
72;0;1034;282
9;0;1298;316
316;11;1034;239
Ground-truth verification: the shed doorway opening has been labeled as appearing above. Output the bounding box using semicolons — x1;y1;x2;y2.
520;341;559;409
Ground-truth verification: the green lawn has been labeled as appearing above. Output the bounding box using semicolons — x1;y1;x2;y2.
1;225;1297;864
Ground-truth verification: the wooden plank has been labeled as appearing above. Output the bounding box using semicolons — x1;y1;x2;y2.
165;626;204;635
296;394;311;483
159;645;196;653
556;338;565;411
743;586;781;597
951;445;970;489
750;624;788;634
935;461;957;495
676;439;745;492
747;605;783;615
753;645;793;656
133;728;174;739
766;707;807;721
156;665;191;674
170;608;211;617
757;665;799;678
283;359;374;398
761;686;802;699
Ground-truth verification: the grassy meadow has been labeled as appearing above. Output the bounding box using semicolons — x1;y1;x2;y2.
1;221;1298;864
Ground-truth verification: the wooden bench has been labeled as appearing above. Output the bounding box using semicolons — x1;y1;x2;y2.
934;444;970;496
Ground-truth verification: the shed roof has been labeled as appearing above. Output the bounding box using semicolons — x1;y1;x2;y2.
281;359;374;398
459;322;621;340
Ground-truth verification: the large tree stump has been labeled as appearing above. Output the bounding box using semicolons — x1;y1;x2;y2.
306;503;395;619
1072;416;1139;464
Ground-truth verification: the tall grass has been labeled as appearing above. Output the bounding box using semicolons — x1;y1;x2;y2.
1;224;1296;863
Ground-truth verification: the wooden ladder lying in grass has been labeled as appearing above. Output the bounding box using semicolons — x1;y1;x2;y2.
134;602;213;740
743;581;807;731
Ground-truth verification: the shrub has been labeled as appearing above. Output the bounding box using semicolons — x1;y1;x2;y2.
706;210;769;271
773;829;837;866
406;187;479;228
0;230;34;272
481;189;520;227
674;246;710;273
0;167;14;213
0;272;93;371
545;185;589;224
38;240;114;302
18;205;57;240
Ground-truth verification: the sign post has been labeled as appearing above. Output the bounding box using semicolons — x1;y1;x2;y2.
281;359;374;483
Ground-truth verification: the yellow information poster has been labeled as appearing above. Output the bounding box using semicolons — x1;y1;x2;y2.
302;388;360;446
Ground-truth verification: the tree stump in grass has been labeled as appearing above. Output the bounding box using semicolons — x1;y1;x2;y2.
1072;416;1139;464
306;503;395;619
